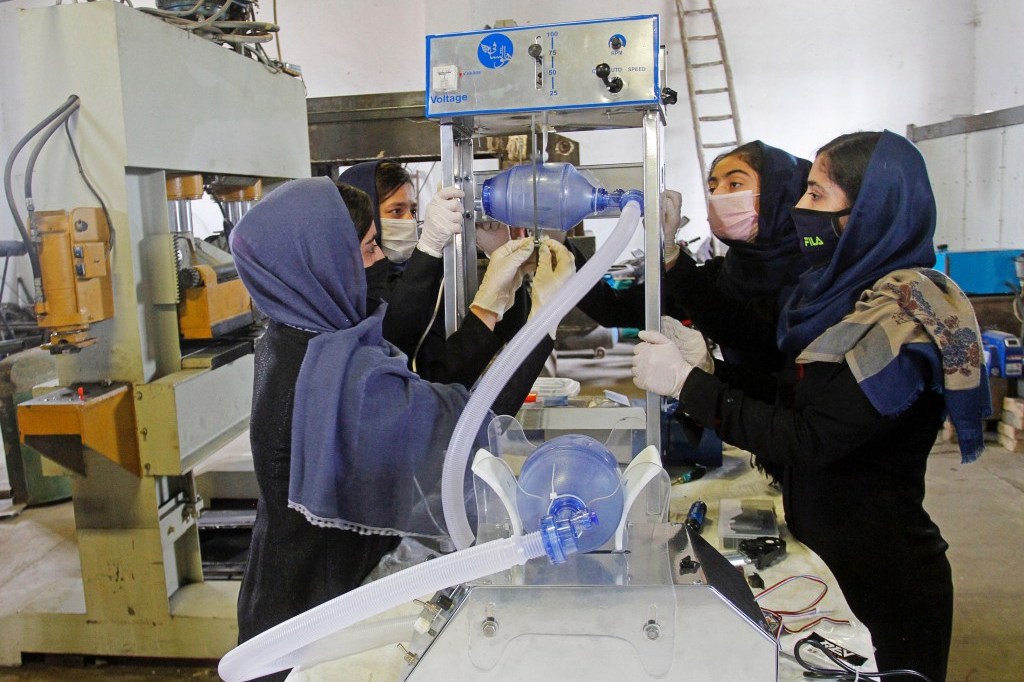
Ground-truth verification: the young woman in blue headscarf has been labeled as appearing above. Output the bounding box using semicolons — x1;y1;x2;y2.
632;131;989;681
229;177;572;681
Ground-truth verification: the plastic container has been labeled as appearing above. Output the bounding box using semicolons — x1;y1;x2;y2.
481;162;643;231
516;434;624;553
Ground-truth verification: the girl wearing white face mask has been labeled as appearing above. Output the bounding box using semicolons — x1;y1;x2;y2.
338;160;572;388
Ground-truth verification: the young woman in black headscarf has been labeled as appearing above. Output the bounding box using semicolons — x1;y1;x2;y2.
230;177;573;681
338;160;538;387
633;131;990;681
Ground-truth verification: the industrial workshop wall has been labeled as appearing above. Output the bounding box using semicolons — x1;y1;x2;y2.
4;0;1023;285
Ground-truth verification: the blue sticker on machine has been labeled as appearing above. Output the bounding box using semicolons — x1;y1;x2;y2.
478;33;514;69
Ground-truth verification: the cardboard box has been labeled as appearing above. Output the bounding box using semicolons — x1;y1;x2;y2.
998;421;1022;440
1004;397;1024;419
998;433;1024;453
1001;409;1024;430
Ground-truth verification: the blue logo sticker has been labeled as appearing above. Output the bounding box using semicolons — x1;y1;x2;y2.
478;34;514;69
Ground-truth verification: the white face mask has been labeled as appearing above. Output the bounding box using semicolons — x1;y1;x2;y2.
380;218;419;262
707;190;760;243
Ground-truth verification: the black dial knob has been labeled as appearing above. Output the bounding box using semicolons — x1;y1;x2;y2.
595;63;622;94
610;36;623;50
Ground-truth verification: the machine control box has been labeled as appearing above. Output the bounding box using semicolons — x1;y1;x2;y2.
426;15;659;117
982;329;1022;378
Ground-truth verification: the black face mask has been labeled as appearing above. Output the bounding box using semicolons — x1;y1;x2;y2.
791;207;851;268
364;259;390;314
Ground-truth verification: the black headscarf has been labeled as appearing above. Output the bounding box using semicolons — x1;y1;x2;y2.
337;160;385;244
716;141;812;306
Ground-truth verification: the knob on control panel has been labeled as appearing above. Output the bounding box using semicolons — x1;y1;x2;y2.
594;63;623;94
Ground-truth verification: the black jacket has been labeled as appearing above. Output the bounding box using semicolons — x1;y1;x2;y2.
382;249;530;388
663;254;786;370
237;320;551;680
680;358;952;681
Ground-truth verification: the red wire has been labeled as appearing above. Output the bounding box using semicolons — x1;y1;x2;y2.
754;574;829;616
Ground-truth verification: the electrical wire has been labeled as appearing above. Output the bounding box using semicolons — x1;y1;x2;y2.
273;0;282;62
62;120;115;250
410;282;445;374
3;94;80;282
0;256;11;313
754;574;830;615
138;0;281;57
754;574;850;638
794;636;933;681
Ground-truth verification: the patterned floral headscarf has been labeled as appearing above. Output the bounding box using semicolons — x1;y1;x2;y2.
797;268;990;463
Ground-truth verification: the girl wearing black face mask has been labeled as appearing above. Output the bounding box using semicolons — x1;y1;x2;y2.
633;131;990;682
337;183;391;313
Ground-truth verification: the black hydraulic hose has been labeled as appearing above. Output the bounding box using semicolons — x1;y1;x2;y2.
24;104;81;221
3;94;80;283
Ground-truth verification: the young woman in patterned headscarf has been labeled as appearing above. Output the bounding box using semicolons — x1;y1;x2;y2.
633;131;989;681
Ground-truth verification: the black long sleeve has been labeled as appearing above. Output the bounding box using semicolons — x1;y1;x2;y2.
664;255;781;357
679;362;895;470
565;240;648;329
381;249;506;389
490;335;554;417
382;249;445;356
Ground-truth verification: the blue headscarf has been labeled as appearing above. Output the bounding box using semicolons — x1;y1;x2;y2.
777;131;938;353
777;131;989;462
338;161;385;244
230;177;474;539
716;141;812;305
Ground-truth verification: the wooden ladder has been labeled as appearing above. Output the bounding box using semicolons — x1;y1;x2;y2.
675;0;744;206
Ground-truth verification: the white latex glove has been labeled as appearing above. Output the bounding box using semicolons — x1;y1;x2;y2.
417;186;464;258
632;330;694;398
660;316;714;374
471;237;535;320
475;222;511;256
662;190;682;263
530;237;576;314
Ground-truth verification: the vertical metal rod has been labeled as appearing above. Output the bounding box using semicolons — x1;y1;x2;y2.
531;114;541;252
458;127;478;308
440;121;459;336
643;110;663;453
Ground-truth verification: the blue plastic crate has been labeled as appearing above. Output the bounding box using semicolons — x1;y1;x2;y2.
935;249;1022;295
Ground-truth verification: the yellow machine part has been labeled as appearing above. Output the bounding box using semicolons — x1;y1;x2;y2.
166;173;205;201
178;264;253;339
16;382;140;476
34;207;115;336
211;178;262;202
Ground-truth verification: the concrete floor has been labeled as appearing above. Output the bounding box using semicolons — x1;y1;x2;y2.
1;345;1023;681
